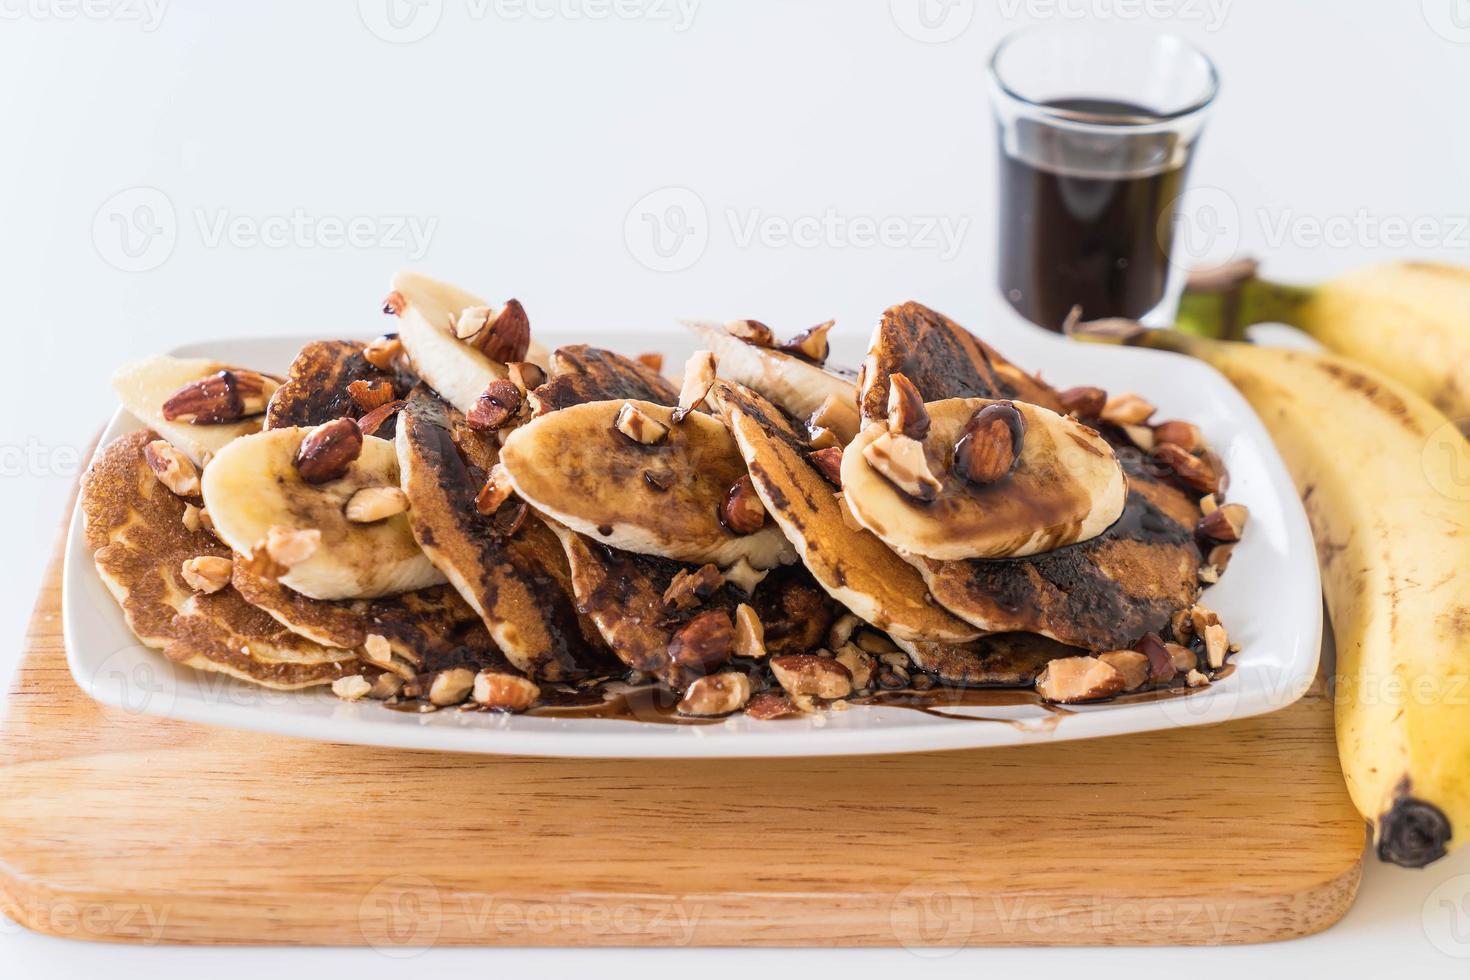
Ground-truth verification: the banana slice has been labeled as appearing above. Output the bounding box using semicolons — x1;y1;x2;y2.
498;399;795;570
112;356;264;466
842;398;1126;561
201;428;445;600
682;319;860;443
389;269;548;415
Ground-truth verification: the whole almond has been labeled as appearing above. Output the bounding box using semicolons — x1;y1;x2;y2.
721;475;767;534
1057;385;1107;419
668;609;735;677
955;402;1025;486
464;300;531;363
295;417;363;484
162;369;278;424
1153;419;1204;452
1153;442;1220;494
808;446;844;486
725;319;775;347
467;379;523;431
1197;501;1248;542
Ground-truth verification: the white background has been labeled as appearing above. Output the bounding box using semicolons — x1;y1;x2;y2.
4;0;1470;974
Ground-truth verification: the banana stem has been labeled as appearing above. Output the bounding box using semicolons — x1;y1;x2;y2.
1177;259;1315;341
1067;316;1215;360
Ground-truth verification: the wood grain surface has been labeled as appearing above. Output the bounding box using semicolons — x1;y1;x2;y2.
0;522;1365;947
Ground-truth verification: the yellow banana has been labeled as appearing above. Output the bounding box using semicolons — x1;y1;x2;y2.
1077;319;1470;867
1179;260;1470;423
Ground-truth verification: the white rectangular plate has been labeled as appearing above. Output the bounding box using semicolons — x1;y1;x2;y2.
63;324;1320;758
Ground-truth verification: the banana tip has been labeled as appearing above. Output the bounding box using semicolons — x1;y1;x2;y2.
1377;795;1452;868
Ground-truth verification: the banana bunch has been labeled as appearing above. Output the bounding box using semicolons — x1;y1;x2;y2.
1076;319;1470;867
1178;260;1470;424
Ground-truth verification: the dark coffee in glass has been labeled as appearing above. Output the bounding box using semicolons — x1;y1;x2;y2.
990;28;1218;332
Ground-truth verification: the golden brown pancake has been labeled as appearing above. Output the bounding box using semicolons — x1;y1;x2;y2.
395;386;614;681
711;380;980;644
81;430;355;690
265;339;411;436
899;632;1083;687
858;301;1062;423
530;345;678;416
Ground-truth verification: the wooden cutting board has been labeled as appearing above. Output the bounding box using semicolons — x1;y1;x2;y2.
0;521;1364;947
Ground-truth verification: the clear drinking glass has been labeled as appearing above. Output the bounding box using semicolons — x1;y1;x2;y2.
989;24;1219;332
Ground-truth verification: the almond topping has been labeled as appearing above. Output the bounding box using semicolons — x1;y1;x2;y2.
677;672;752;717
347;379;395;412
614;402;670;445
472;671;541;712
345;486;408;524
363;334;403;371
356;399;406;436
1154;443;1220;494
475;463;515;516
721;557;768;595
1203;622;1230;669
827;612;862;651
1057;385;1107;419
770;654;852;700
668;609;735;677
1189;604;1221;637
143;440;200;497
663;564;725;611
161;369;278;424
1134;632;1177;684
636;352;665;373
725;319;775;347
673;351;717;422
467;379;524;432
507;361;547;394
381;291;406;316
779;319;835;364
1101;392;1156;426
265;526;321;568
643;467;675;492
721;475;766;534
182;503;203;533
1205;542;1235;574
369;673;405;700
1035;656;1126;703
806;394;848;449
295;418;363;484
1121;424;1155;451
1097;650;1150;691
455;300;531;363
1197;501;1248;542
332;675;373;701
180;556;233;594
428;668;476;707
834;645;875;689
1186;669;1211;689
733;603;766;659
808;446;844;486
1154;419;1204;452
1165;641;1197;673
955;402;1024;486
862;430;941;502
886;373;930;440
1199;493;1219;515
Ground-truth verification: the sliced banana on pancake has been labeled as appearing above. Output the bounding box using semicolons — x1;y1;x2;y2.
709;381;980;644
682;319;860;443
498;399;795;570
81;430;355;690
387;269;548;415
112;356;267;466
842;398;1127;560
201;426;444;600
396;387;613;681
